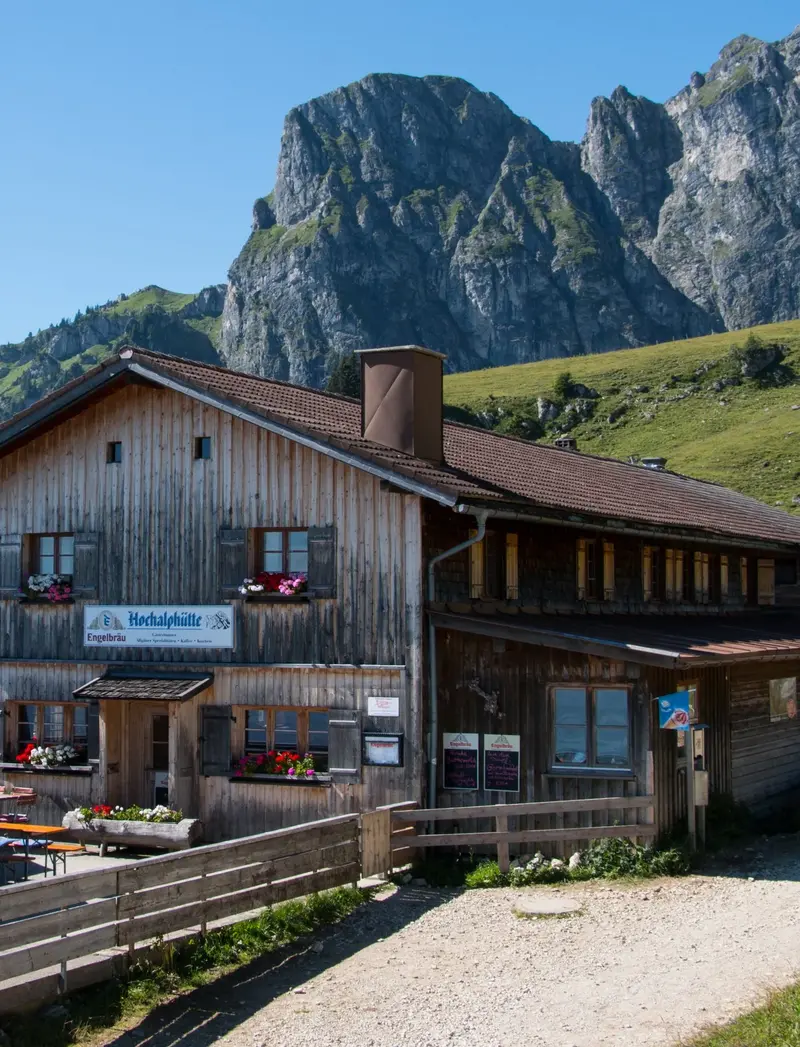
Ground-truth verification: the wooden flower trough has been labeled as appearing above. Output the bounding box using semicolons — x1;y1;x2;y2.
61;813;203;854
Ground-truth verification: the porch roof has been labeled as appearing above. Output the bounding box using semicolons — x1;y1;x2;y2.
429;610;800;669
73;671;213;701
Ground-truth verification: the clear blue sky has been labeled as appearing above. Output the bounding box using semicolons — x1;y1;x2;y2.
0;1;795;345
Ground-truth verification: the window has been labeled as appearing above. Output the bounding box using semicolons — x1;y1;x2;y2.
776;559;798;587
551;687;631;772
257;529;309;576
757;559;775;606
195;436;212;460
577;538;614;601
8;702;90;760
469;530;518;600
107;441;122;464
35;534;74;576
769;678;797;722
242;708;329;771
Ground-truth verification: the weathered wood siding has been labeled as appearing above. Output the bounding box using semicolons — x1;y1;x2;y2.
644;665;730;834
434;630;653;852
730;660;800;811
0;383;422;666
193;667;422;841
425;505;763;613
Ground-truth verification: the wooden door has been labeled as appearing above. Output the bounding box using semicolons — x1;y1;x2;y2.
125;701;171;807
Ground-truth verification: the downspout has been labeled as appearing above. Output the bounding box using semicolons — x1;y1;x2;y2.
427;508;489;809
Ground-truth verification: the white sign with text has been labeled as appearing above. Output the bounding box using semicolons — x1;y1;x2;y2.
84;606;235;648
367;695;400;717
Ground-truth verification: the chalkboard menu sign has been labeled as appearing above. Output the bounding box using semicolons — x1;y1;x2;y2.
442;733;479;790
483;734;520;792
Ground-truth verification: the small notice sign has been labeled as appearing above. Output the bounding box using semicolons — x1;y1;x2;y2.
367;695;400;718
442;733;479;791
483;734;521;792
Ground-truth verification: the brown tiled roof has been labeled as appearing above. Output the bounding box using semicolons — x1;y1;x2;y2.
73;672;213;701
430;610;800;668
3;345;800;548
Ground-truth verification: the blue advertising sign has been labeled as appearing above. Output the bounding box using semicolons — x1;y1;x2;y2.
657;692;691;730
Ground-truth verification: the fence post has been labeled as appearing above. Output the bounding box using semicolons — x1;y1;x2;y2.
496;814;509;873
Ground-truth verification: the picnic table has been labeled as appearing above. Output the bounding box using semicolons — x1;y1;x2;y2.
0;821;67;880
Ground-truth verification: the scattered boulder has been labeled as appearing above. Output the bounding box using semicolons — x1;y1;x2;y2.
570;382;600;399
607;405;627;424
537;397;560;423
568;851;583;870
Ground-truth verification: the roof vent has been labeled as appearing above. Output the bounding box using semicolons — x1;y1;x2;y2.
356;345;445;462
554;436;578;452
641;456;667;471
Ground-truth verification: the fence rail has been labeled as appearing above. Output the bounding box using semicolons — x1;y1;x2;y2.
0;794;655;1011
389;795;655;872
0;814;360;987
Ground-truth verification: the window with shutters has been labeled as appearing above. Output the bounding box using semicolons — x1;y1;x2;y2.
20;534;76;602
550;686;632;773
226;526;336;600
4;702;90;763
469;530;519;600
577;538;612;601
237;707;330;773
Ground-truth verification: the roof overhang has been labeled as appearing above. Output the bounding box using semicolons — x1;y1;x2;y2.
73;670;214;702
429;610;800;669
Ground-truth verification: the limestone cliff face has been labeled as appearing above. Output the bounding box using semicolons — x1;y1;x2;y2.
220;27;800;386
583;30;800;331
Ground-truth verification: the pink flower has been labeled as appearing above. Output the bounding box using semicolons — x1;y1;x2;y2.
306;768;314;777
287;767;296;777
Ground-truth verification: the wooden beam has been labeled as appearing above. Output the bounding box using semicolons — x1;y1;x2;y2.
394;795;655;822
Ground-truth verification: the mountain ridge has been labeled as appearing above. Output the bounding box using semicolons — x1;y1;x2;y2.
3;25;800;420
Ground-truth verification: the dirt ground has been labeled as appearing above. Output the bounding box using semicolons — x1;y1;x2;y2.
106;835;800;1047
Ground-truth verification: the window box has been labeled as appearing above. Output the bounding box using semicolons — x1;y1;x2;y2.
242;593;309;604
18;594;75;605
0;762;93;775
228;773;332;786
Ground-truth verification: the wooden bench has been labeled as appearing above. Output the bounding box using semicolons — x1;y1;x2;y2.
45;842;85;876
0;853;28;885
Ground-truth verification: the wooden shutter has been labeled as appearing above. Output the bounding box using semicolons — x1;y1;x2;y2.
87;699;100;761
603;540;615;601
665;549;675;601
0;700;5;762
757;558;775;606
219;528;248;599
469;531;484;598
576;538;587;600
307;526;337;598
72;532;100;597
200;705;232;776
0;534;23;597
328;709;361;783
720;555;729;601
642;546;652;602
675;550;684;602
740;556;749;600
701;552;710;603
505;533;519;600
693;551;706;603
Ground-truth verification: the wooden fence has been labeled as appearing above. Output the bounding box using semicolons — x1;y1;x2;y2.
0;795;654;1011
384;796;655;873
0;813;360;991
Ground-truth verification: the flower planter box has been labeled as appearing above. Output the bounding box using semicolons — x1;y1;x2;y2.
229;773;332;786
61;813;203;852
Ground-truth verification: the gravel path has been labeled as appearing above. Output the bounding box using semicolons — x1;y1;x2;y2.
112;837;800;1047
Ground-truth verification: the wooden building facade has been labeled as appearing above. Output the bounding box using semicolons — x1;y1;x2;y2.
0;344;799;843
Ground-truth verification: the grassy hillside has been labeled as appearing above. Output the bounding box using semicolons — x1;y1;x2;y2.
444;320;800;514
105;286;198;316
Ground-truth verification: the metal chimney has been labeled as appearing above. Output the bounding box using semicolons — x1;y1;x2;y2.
357;345;445;462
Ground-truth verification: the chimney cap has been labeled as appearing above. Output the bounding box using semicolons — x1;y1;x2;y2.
356;344;446;361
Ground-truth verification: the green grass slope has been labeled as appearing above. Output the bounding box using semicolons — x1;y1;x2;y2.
444;321;800;514
105;285;198;316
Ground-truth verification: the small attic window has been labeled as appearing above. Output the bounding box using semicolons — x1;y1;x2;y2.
195;437;212;460
107;441;122;464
